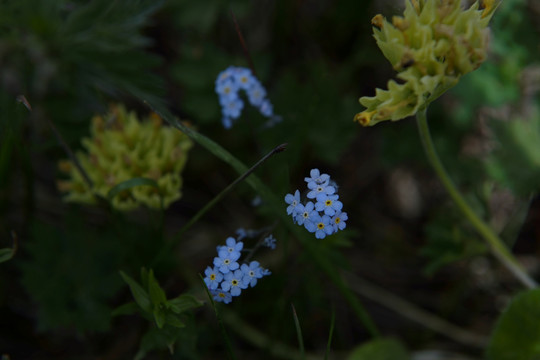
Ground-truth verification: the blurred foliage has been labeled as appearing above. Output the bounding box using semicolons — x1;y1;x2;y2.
486;114;540;196
0;0;164;136
347;338;409;360
20;217;124;332
421;207;487;276
487;289;540;360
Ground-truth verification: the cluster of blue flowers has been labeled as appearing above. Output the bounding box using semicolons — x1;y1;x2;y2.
215;66;279;129
285;169;348;239
203;236;272;304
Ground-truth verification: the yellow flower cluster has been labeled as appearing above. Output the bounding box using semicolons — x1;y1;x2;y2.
354;0;499;126
58;105;193;211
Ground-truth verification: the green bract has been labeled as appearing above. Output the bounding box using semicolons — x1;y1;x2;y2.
354;0;499;126
58;105;193;210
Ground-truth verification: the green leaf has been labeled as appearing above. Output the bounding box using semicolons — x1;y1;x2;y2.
107;177;160;202
164;312;186;328
168;294;204;314
347;338;409;360
487;289;540;360
112;301;140;316
0;248;14;264
120;271;152;313
140;267;149;290
153;307;166;329
147;269;167;307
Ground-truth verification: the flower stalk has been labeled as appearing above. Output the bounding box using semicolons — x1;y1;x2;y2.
416;107;537;289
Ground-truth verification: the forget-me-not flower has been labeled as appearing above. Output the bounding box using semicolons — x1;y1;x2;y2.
315;194;343;216
304;168;330;187
222;269;249;296
314;215;333;239
204;266;224;290
296;201;317;227
203;236;272;304
307;181;335;199
211;289;232;304
213;251;239;274
263;235;277;250
215;66;278;129
331;211;348;232
241;261;264;287
285;168;347;238
285;190;302;216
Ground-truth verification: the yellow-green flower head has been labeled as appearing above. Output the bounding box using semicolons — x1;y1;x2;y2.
57;104;193;211
354;0;499;126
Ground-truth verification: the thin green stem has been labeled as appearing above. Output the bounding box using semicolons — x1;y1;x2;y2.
416;107;537;289
151;143;286;267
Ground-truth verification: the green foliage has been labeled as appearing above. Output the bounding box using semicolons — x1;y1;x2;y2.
421;208;487;275
347;338;409;360
119;269;203;329
487;289;540;360
486;115;540;196
0;247;14;264
118;269;203;358
270;62;359;164
20;218;124;332
0;0;164;125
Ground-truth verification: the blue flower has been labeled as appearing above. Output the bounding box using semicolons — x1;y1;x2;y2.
221;97;244;119
304;168;330;187
216;78;239;100
221;237;243;260
247;81;267;107
259;99;273;117
233;67;256;90
213;251;240;274
295;201;317;226
222;269;249;296
222;116;233;129
215;66;278;129
235;228;247;241
331;211;348;232
307;181;335;199
241;261;263;287
261;268;271;276
204;266;223;290
285;190;302;216
263;234;276;250
215;66;235;85
211;289;232;304
315;194;343;216
314;215;333;239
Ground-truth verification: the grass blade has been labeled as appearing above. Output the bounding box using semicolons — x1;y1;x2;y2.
291;303;305;360
325;307;336;360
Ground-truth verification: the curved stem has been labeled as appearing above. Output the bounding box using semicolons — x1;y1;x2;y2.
416;107;537;289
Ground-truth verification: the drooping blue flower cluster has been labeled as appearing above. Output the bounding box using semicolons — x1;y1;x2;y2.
203;237;271;304
285;169;348;239
215;66;279;129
